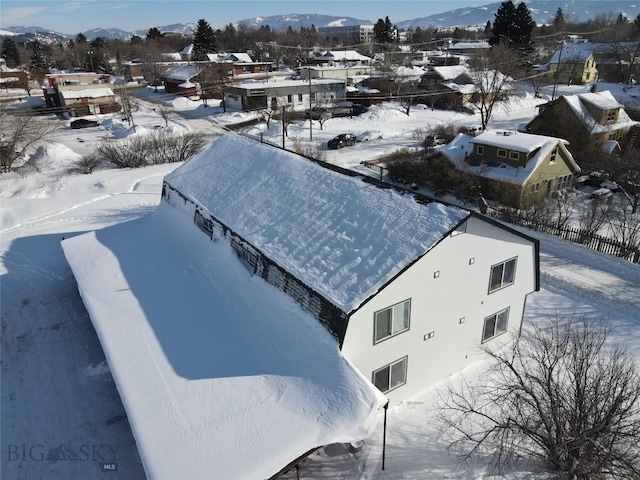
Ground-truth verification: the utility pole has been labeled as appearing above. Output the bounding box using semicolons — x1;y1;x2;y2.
308;66;313;141
551;36;564;101
282;105;286;148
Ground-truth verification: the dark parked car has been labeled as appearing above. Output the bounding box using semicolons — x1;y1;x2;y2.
70;119;99;129
327;134;356;150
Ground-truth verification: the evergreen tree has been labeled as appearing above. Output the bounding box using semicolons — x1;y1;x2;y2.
553;7;565;32
75;33;87;44
373;16;395;44
1;38;21;67
146;27;162;40
484;20;492;39
617;13;629;24
193;18;216;60
28;40;49;83
489;1;535;56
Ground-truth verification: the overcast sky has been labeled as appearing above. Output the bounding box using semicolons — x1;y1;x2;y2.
0;0;491;34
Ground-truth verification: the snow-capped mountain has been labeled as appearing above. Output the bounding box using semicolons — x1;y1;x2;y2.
396;0;640;29
2;1;640;43
236;13;372;29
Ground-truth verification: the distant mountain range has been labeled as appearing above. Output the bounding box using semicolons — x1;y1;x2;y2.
2;1;639;43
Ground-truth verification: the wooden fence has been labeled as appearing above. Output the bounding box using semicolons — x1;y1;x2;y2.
491;211;640;264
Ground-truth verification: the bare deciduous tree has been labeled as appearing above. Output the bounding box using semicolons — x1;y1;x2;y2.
438;316;640;479
0;113;58;173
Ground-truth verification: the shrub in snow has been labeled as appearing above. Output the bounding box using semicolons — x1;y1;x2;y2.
437;316;640;480
97;131;206;168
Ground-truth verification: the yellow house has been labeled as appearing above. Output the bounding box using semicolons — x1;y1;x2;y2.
547;43;598;85
438;130;581;208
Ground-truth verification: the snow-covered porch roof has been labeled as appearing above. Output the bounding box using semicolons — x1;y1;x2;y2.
62;204;383;480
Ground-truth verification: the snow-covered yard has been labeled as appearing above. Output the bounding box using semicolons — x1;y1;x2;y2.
1;81;639;479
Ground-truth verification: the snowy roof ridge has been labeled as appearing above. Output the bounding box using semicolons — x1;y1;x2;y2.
165;133;468;313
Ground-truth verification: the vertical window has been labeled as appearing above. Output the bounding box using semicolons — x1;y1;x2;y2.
374;299;410;343
298;93;303;102
550;147;557;164
489;258;517;293
372;357;408;393
287;94;292;103
482;308;510;342
476;145;484;155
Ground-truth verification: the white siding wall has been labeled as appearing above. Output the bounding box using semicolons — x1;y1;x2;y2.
341;216;537;405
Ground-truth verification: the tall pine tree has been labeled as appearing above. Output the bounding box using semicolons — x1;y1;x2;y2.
373;16;395;45
192;19;216;60
489;1;535;57
1;38;21;67
553;8;565;32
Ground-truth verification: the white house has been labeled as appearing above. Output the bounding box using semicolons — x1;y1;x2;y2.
224;77;346;111
161;133;540;405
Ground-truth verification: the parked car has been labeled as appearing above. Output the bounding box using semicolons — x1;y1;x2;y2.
327;134;356;150
424;134;448;147
305;107;332;120
331;103;369;117
70;119;99;129
590;187;612;200
356;131;383;142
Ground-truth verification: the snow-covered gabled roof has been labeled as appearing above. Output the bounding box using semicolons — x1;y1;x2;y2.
318;50;372;62
62;204;382;480
563;90;635;133
224;52;254;63
441;130;578;186
160;64;203;82
431;65;470;81
549;43;595;64
164;133;468;313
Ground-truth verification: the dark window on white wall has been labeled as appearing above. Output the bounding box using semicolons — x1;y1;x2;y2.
374;299;410;343
482;307;509;342
489;257;517;293
373;357;408;393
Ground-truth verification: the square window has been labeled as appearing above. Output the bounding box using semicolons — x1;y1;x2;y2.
497;149;507;158
509;151;519;160
489;257;517;293
374;299;410;343
373;357;408;393
482;308;510;342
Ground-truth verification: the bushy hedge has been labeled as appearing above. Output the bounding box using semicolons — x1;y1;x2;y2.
97;131;206;168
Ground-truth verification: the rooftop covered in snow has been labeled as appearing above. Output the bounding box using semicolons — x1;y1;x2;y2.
62;204;382;480
165;133;468;313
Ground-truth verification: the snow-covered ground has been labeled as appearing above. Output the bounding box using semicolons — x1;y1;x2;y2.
1;81;639;479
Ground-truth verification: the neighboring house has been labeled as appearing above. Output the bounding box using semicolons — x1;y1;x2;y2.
299;65;374;83
161;133;540;405
447;40;491;56
419;65;475;108
439;129;581;208
224;78;346;111
0;59;28;89
121;61;144;83
42;72;119;116
526;89;637;153
545;41;598;85
160;64;204;96
313;50;372;66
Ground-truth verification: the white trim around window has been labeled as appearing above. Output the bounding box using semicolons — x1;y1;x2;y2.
482;307;510;343
372;356;408;393
374;299;411;344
